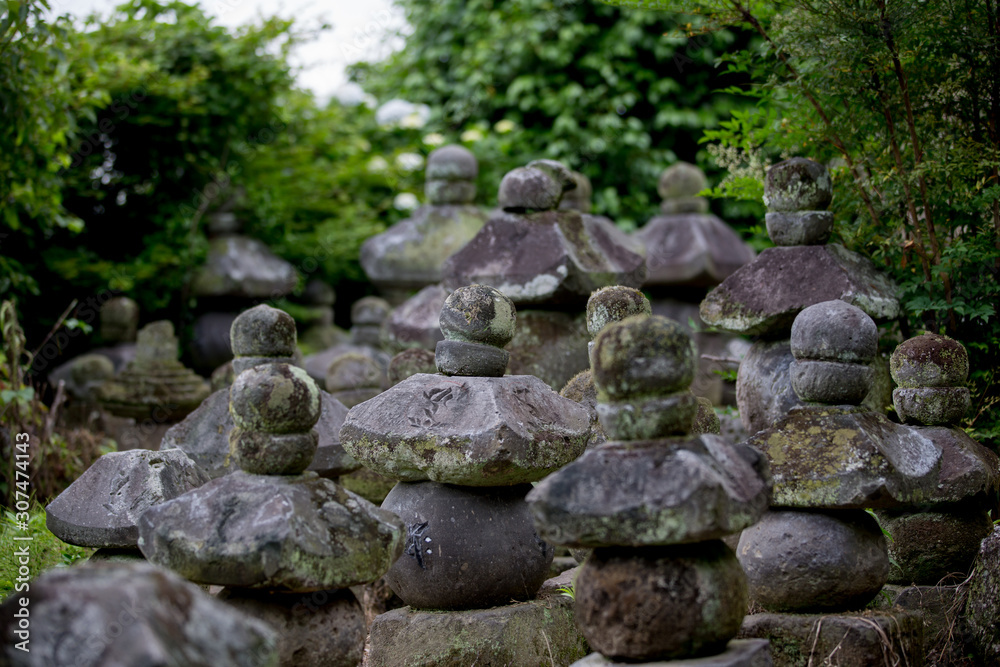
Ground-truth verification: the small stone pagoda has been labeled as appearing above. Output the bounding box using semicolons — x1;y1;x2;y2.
527;314;772;665
302;296;392;387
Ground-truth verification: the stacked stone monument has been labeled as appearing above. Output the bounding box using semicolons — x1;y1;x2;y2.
303;295;392;387
341;285;593;665
442;159;646;389
527;314;772;665
162;305;358;480
325;353;384;408
361;144;488;304
736;301;932;664
700;158;899;433
138;337;405;667
297;278;350;353
877;333;999;584
561;170;646;259
633;162;755;406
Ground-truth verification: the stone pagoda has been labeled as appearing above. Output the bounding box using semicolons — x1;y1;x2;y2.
302;295;392;387
361;144;488;304
527;314;772;665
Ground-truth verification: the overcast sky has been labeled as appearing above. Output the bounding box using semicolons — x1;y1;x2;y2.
56;0;403;101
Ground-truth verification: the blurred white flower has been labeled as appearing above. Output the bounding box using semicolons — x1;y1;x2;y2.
399;113;427;129
367;156;389;173
394;192;420;210
423;133;446;146
494;119;516;134
376;99;431;127
460;128;484;143
396;152;424;171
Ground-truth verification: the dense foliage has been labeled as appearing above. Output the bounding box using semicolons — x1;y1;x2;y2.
351;0;757;228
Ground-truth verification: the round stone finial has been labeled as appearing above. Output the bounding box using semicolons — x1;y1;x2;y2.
134;321;179;364
326;353;383;393
426;145;478;181
351;297;392;327
592;315;696;400
559;171;593;213
763;158;833;212
890;333;971;425
527;159;576;194
658;162;708;200
70;354;115;386
230;305;297;359
100;297;139;343
388;348;437;386
789;300;876;405
586;286;651;338
439;284;516;348
497;166;562;212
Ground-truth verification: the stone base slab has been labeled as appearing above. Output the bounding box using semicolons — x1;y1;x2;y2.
570;639;772;666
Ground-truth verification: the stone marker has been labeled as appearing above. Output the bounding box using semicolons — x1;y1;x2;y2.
382;283;449;352
967;526;1000;662
302;296;391;387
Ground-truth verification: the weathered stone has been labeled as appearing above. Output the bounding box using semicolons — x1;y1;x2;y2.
873;584;972;665
230;304;297;360
894;386;971;425
909;424;1000;505
738;610;923;667
325;352;384;396
0;561;278;667
338;467;396;504
575;543;748;662
737;510;888;612
658;162;709;205
65;353;115;401
383;284;449;351
498;166;563;211
765;211;834;246
302;278;336;306
586;285;651;337
46;448;209;548
303;344;390;387
561;170;596;213
340;373;589;486
700;245;899;337
100;296;139;343
747;406;941;509
560;173;647;258
507;309;591;389
790;300;878;364
693;396;722;435
191;311;238;372
435;339;509;377
966;526;1000;662
789;360;871;404
425;144;478;181
217;587;365;667
352;295;392;327
570;640;773;666
439;283;516;347
211;360;235;391
561;369;605;447
230;363;320;435
528;435;770;547
388;348;438;385
191;235;297;298
596;392;699;440
381;481;552;609
592;315;697;401
890;332;969;388
138;471;404;591
878;509;994;584
528;158;577;193
636;213;755;288
367;591;587;666
763;158;832;212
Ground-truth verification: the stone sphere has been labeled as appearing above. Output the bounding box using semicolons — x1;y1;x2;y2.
438;284;516;348
527;159;576;193
388;348;438;386
230;305;297;358
100;296;139;342
586;286;651;338
763;158;833;212
231;430;318;476
791;300;878;364
791;360;872;404
658;162;708;200
592;315;697;400
890;333;969;388
230;363;321;434
879;509;994;585
893;386;971;425
70;353;115;386
425;144;478;181
497;166;562;211
575;542;747;662
737;510;888;612
326;353;384;392
559;171;593;213
351;296;392;327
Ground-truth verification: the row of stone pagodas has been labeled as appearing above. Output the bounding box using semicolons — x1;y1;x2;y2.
138;306;405;667
340;284;594;665
700;158;899;434
528;313;772;665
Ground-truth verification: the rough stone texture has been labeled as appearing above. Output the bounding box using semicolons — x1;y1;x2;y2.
367;591;587;666
764;211;834;246
738;610;923;667
230;305;297;359
383;284;449;351
325;353;384;394
507;309;591;390
658;162;709;203
575;543;748;662
426;144;478;181
591;315;697;401
302;343;390;387
570;640;773;666
162;386;357;479
737;340;893;435
0;561;278;667
636;213;755;288
907;424;1000;505
561;369;605;448
586;285;651;337
737;510;888;612
352;296;393;327
789;360;871;405
894;386;971;425
217;587;365;667
338;467;396;504
191;235;297;298
873;584;972;665
790;300;878;364
138;471;404;591
439;283;517;347
435;339;509;377
747;406;941;509
65;353;115;401
388;348;438;385
527;435;770;548
693;396;722;435
763;158;833;212
700;245;899;337
890;333;969;388
45;448;209;548
878;509;994;584
342;372;588;485
442;209;646;308
964;526;1000;662
498;165;564;211
596;393;700;441
101;296;139;343
380;481;553;610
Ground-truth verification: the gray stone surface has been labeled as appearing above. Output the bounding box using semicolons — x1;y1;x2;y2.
138;471;404;591
302;343;390;387
586;285;651;337
966;526;1000;662
658;162;709;206
0;561;278;667
736;510;888;612
506;309;590;390
570;640;773;666
65;353;115;401
764;211;834;246
498;165;564;211
763;158;832;213
380;481;553;610
388;348;438;386
435;339;509;377
46;448;209;548
596;392;700;441
575;543;748;662
438;283;516;347
230;304;297;359
636;212;755;288
700;245;899;337
789;360;871;404
878;508;994;584
383;284;448;351
909;424;1000;505
191;235;297;298
894;386;971;425
100;296;139;343
890;332;969;388
591;315;697;400
527;435;770;547
789;300;878;363
340;373;589;486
